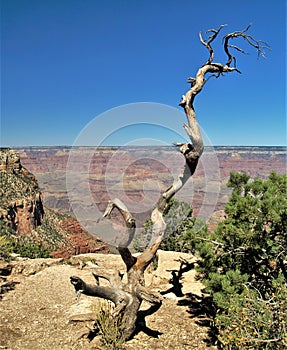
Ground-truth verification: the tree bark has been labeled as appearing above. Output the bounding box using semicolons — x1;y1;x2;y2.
70;24;269;341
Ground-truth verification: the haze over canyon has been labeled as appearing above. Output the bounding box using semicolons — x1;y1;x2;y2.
15;146;286;236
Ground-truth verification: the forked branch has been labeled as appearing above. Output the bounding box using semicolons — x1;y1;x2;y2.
70;23;268;342
199;24;227;65
103;198;137;271
223;24;271;67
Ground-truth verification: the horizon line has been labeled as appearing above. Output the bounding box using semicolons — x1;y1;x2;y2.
2;145;287;149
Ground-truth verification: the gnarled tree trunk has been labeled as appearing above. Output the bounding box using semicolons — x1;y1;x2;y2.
70;24;269;341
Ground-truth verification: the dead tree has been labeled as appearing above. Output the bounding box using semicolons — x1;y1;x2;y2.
70;24;269;341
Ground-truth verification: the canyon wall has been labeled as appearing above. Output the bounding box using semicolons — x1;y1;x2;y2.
16;146;286;232
0;149;44;235
0;148;109;257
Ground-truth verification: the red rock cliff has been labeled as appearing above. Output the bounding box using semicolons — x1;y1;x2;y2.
0;149;44;235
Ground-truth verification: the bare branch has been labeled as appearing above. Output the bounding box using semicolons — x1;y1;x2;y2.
228;44;249;55
223;24;271;66
118;246;137;272
92;269;122;288
186;77;196;87
193;236;225;247
137;143;200;271
199;24;227;65
103;198;137;270
103;198;136;231
240;337;281;345
70;276;127;304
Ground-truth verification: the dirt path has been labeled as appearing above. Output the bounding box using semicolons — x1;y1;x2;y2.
0;252;216;350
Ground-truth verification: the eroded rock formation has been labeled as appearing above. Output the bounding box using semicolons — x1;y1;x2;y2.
0;149;44;235
0;149;109;258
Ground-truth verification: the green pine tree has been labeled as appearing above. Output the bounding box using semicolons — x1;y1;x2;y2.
195;172;287;349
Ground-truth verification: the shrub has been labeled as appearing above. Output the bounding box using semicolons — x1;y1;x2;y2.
0;235;13;261
194;172;287;348
13;239;50;259
0;221;51;259
94;301;125;349
215;276;287;349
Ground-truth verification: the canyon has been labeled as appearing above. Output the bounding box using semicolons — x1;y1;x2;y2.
0;148;109;258
15;146;286;238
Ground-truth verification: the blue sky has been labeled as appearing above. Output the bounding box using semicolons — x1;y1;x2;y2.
1;0;286;146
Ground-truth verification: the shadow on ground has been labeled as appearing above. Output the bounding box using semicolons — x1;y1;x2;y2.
178;292;217;344
159;258;217;346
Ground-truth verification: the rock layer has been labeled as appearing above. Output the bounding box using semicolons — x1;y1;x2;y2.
16;146;287;228
0;149;44;234
0;149;109;258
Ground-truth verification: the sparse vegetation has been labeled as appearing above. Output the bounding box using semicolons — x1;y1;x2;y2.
93;301;125;349
0;221;51;260
12;237;51;259
0;157;40;208
0;235;13;261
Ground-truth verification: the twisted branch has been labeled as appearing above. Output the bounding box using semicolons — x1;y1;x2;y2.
103;198;137;271
69;23;269;341
199;24;227;65
224;24;271;67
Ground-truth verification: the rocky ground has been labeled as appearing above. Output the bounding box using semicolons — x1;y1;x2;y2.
0;251;217;350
